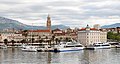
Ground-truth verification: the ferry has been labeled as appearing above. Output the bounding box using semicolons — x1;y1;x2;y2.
93;43;111;49
50;41;84;52
86;42;111;50
108;42;120;48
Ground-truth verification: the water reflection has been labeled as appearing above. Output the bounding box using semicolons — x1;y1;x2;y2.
0;48;120;64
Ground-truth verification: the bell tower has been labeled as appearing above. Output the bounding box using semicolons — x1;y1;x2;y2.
46;14;51;30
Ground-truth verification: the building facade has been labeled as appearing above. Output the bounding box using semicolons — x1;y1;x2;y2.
0;31;24;42
78;25;107;46
27;30;51;41
100;27;120;34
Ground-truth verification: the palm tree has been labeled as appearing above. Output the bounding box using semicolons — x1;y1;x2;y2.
11;40;16;46
32;38;35;43
22;30;28;42
52;35;55;42
4;39;8;45
55;38;59;44
65;37;69;42
39;39;43;43
60;37;63;42
21;39;26;44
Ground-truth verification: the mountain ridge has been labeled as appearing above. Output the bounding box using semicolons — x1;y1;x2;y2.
101;23;120;28
0;17;69;30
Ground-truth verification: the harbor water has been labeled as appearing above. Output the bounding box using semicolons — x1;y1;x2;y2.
0;48;120;64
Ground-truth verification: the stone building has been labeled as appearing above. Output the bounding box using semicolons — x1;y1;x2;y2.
78;25;107;46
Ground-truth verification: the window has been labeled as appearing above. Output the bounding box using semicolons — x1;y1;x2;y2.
75;45;83;47
87;33;88;35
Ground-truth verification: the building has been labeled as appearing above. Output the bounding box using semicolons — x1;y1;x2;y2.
46;14;51;30
78;25;107;46
0;31;24;42
28;30;51;36
94;24;101;29
27;30;51;41
100;27;120;34
52;28;63;36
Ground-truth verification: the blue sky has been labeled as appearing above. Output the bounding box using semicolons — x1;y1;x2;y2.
0;0;120;28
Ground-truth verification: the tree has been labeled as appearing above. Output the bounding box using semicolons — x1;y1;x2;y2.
45;36;48;39
39;39;43;43
52;35;55;42
22;30;28;42
55;38;59;44
60;37;62;41
65;37;69;42
107;32;120;42
21;39;26;44
32;38;35;43
4;39;8;45
11;40;16;46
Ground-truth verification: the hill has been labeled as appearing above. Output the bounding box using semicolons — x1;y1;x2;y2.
0;17;69;30
101;23;120;28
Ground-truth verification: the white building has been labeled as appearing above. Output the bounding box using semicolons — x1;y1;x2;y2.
0;32;24;42
78;25;107;46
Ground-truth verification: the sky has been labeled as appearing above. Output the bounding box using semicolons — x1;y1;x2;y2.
0;0;120;28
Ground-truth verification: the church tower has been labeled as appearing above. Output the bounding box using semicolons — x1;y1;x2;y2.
46;14;51;30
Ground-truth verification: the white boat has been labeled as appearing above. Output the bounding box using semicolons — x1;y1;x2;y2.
21;44;38;52
50;41;84;52
0;45;7;49
108;42;119;48
87;42;111;49
37;45;53;52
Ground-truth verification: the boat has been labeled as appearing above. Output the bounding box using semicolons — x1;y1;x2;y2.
86;42;111;49
93;43;111;49
50;41;84;52
37;45;53;52
21;43;52;52
0;45;7;49
21;44;38;52
108;42;119;48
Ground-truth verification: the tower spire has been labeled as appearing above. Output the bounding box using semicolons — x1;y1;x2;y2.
46;14;51;30
48;14;50;17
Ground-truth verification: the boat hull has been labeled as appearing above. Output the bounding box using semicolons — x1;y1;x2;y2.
21;48;38;52
50;47;84;52
86;46;110;50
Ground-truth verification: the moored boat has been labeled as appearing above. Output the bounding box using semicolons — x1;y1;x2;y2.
86;42;111;50
0;45;7;49
50;41;84;52
108;42;119;48
21;44;38;52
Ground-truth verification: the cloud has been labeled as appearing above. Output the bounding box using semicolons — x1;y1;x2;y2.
0;0;120;28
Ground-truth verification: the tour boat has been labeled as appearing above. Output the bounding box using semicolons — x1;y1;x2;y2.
21;43;52;52
94;43;111;49
21;44;38;52
37;45;53;52
108;42;119;48
87;42;111;49
50;41;85;52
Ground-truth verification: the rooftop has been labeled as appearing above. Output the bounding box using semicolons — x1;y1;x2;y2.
28;30;50;32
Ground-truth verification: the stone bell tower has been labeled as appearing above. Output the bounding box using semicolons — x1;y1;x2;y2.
46;14;51;30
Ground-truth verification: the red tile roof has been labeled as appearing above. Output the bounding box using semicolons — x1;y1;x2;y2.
29;30;50;32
